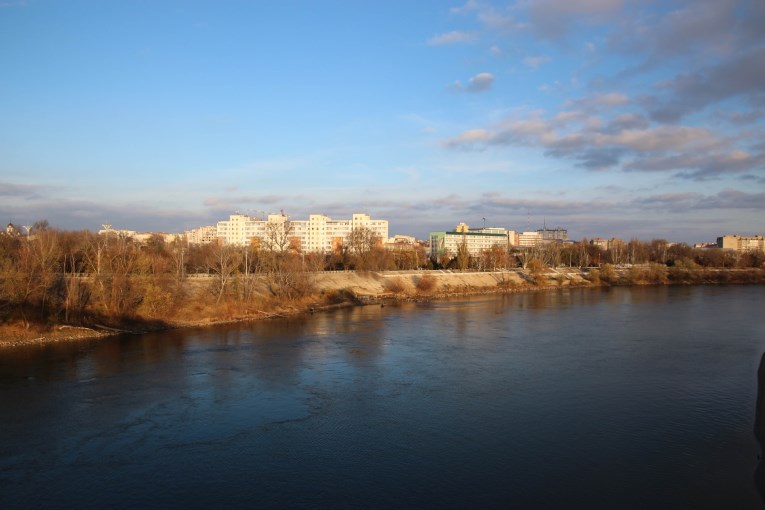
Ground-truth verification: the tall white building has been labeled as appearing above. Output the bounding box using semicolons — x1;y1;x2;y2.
215;212;388;254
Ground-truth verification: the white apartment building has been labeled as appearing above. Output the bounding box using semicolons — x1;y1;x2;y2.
215;212;388;254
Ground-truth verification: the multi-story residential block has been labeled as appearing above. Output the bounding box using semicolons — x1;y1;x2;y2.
516;231;543;247
215;212;388;254
185;225;217;245
717;234;765;252
537;227;568;242
608;238;625;251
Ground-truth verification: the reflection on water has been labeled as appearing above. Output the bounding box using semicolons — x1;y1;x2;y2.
1;286;765;509
755;352;765;502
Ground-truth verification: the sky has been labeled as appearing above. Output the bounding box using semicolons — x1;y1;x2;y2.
1;0;764;243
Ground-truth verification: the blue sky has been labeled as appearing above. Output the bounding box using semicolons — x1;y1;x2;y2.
1;0;764;243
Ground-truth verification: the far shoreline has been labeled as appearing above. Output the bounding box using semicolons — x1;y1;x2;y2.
2;266;763;349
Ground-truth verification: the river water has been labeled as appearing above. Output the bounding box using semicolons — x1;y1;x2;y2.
2;286;765;509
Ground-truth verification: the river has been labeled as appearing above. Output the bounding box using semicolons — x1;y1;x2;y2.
2;285;765;509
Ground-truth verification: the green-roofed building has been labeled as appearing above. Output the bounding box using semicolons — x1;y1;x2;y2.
430;223;514;259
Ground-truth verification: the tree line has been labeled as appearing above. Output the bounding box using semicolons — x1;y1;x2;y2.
0;223;428;327
438;236;765;271
1;222;762;328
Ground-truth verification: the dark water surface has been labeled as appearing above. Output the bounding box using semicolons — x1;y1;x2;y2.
2;286;765;509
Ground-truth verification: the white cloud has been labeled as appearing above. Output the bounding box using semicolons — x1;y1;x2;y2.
449;72;495;93
444;129;493;147
467;72;495;92
427;31;474;46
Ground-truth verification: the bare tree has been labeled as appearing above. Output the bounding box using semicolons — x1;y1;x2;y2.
265;216;294;253
543;242;562;268
650;239;669;264
207;244;241;303
263;252;313;300
577;239;590;268
517;247;535;269
347;226;377;258
28;227;62;314
169;237;187;285
240;244;260;302
59;230;90;323
627;238;648;265
480;244;508;271
455;234;470;271
607;239;626;265
105;236;140;317
304;252;327;272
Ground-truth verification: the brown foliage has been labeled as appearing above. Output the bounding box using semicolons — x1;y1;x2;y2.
416;274;437;293
384;278;407;294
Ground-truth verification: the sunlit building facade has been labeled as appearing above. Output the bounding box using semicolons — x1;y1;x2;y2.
429;224;511;258
717;234;765;253
215;213;388;254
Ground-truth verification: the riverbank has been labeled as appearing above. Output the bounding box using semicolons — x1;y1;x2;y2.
2;266;763;348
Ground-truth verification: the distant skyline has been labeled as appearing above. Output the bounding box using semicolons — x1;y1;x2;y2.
1;0;764;243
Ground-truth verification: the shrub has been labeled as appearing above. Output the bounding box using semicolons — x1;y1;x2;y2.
384;278;407;294
138;282;173;318
415;274;437;293
626;266;648;284
600;263;617;284
647;263;668;284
